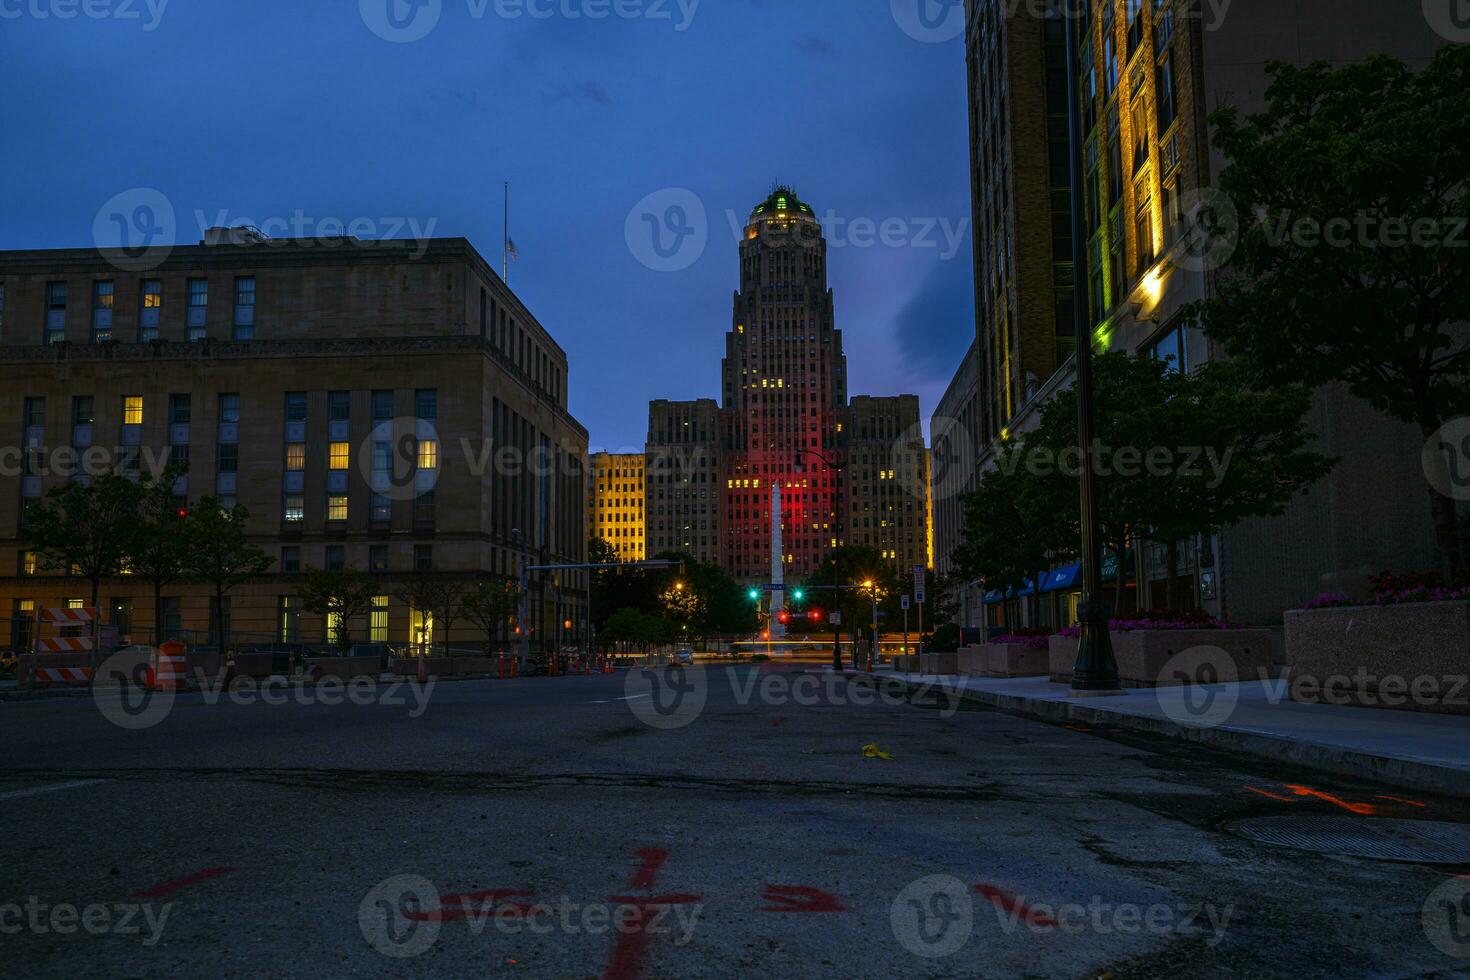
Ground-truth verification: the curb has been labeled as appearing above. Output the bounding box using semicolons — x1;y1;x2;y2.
864;672;1470;802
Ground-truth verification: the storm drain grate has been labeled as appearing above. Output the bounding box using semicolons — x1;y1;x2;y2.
1227;816;1470;864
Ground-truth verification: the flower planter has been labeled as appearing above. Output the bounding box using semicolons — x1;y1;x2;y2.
305;656;383;681
891;654;918;673
451;656;496;676
1284;600;1470;714
1048;629;1274;688
985;642;1049;677
956;646;988;676
921;651;959;675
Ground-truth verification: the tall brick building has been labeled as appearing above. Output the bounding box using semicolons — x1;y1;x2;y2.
0;231;588;653
627;187;932;585
945;0;1450;627
588;452;645;562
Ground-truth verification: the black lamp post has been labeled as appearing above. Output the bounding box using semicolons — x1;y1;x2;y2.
1063;0;1120;693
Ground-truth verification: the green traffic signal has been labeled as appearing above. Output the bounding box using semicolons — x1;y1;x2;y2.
792;588;805;602
748;588;760;601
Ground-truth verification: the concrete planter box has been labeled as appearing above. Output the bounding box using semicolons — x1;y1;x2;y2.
452;656;496;676
921;651;959;675
230;653;275;679
1284;601;1470;714
985;642;1050;677
889;654;914;672
956;646;988;676
1048;629;1274;688
306;657;382;681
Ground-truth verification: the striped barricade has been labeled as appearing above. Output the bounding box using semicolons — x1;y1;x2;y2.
37;636;95;652
148;641;189;691
33;666;92;686
40;606;96;625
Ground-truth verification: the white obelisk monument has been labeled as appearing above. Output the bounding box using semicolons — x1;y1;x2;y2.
770;482;786;636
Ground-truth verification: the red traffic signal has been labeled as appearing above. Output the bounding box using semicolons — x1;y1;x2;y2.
808;610;821;622
777;610;790;624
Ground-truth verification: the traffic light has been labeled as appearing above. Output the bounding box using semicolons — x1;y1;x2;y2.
809;609;821;622
778;610;790;624
748;587;760;601
791;588;805;602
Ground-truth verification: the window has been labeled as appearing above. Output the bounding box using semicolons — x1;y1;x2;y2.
187;278;208;339
91;281;114;342
169;393;191;424
372;390;394;420
1131;97;1150;174
415;388;437;420
122;395;143;425
217;443;238;473
285;392;307;422
140;279;162;340
413;489;435;525
369;544;388;573
325;545;345;571
72;396;94;426
233;276;256;339
329;442;350;470
47;281;67;343
416;438;438;470
286;444;306;470
1135;189;1155;272
371;492;392;523
1156;51;1177;132
278;596;299;643
328;391;350;421
281;546;300;573
327;494;348;521
0;283;5;337
218;393;240;423
413;544;433;572
169;443;190;470
370;595;388;642
284;495;305;522
20;550;36;575
24;396;44;427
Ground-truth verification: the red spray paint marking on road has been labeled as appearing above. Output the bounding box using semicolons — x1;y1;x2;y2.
1243;785;1296;803
1285;784;1377;815
1375;794;1428;808
132;866;237;898
973;884;1057;927
602;849;702;980
758;884;847;912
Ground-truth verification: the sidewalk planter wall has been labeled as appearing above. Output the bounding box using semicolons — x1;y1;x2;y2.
891;654;916;672
922;651;959;675
306;656;381;681
1284;600;1470;714
186;650;222;681
231;653;274;679
451;657;496;676
1048;630;1274;688
985;643;1049;678
957;646;988;676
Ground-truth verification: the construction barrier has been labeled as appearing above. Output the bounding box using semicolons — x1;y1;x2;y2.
149;641;188;691
40;606;96;625
37;636;95;652
33;666;91;686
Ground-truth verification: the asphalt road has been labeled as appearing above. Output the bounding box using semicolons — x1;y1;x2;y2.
2;664;1468;978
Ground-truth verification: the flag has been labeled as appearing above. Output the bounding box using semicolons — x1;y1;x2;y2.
506;238;519;262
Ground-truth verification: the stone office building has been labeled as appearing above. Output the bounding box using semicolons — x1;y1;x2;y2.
0;230;588;653
588;451;645;562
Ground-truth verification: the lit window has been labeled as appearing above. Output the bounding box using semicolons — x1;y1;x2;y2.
371;595;389;642
284;495;304;522
286;444;305;470
329;442;350;470
327;495;348;521
122;396;143;425
416;439;438;470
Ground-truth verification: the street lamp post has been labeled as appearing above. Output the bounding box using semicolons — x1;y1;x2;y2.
1063;0;1120;694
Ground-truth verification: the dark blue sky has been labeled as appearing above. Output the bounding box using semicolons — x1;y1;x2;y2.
0;0;974;451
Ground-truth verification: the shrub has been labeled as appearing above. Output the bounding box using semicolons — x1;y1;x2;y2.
926;623;962;652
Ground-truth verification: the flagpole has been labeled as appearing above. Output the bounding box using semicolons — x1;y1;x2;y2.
503;180;509;282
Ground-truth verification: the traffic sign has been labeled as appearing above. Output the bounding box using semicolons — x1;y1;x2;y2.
828;611;842;625
913;565;926;605
900;595;910;610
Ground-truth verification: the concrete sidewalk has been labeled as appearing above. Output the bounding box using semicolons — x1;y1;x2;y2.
870;670;1470;800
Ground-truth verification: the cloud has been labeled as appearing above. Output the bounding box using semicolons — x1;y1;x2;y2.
794;35;835;57
892;254;975;384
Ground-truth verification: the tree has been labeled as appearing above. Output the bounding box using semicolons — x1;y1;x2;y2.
24;472;144;658
393;574;467;655
297;569;378;653
182;498;272;655
460;575;520;655
802;546;904;643
1191;46;1470;580
128;465;191;643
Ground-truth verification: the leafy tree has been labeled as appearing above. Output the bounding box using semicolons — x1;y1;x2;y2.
297;569;378;653
24;473;145;656
802;546;904;642
460;575;520;655
182;498;272;655
393;574;468;655
128;464;191;643
1191;46;1470;580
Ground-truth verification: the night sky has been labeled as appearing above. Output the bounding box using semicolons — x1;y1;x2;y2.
0;0;974;451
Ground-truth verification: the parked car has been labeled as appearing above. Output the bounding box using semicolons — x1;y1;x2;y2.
674;648;695;665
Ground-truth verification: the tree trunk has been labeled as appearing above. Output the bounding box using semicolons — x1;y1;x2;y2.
1421;416;1467;583
1164;538;1181;612
90;575;102;685
215;585;226;660
153;578;164;647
